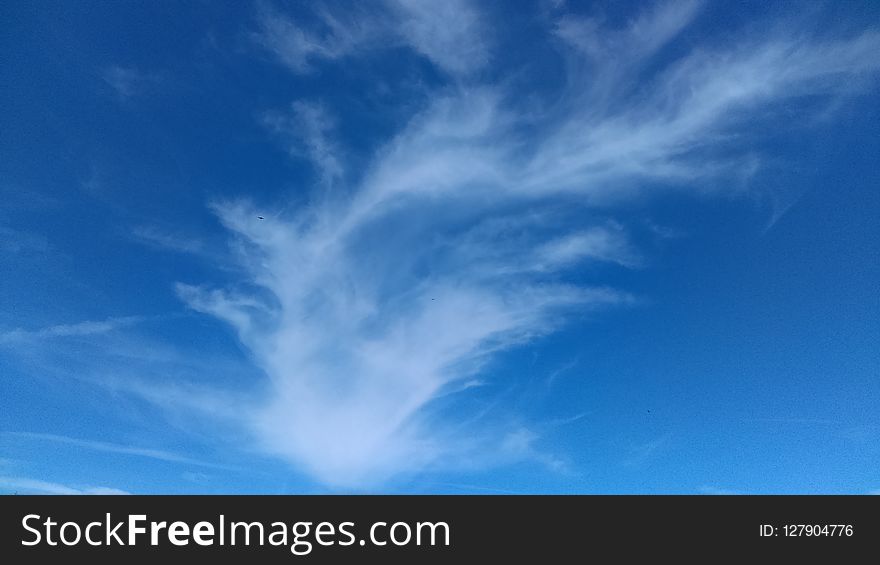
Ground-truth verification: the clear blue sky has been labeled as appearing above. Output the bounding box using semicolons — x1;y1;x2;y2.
1;0;878;494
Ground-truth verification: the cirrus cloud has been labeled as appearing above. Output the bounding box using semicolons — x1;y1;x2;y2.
167;1;880;487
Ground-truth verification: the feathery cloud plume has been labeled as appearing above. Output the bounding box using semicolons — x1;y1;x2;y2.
174;2;880;487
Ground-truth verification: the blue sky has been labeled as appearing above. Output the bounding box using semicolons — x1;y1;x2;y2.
1;0;878;494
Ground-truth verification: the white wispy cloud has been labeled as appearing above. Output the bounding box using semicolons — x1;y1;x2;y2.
254;0;489;76
263;101;345;186
555;0;702;70
156;4;880;487
0;316;143;344
531;224;641;271
384;0;489;75
255;3;379;74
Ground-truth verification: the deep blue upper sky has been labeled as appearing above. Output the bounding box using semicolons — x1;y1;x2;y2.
1;0;878;494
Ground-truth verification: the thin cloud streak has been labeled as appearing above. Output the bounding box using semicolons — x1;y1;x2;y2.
0;317;144;344
131;225;207;255
4;432;242;473
0;476;130;495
